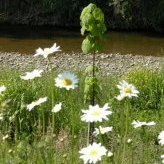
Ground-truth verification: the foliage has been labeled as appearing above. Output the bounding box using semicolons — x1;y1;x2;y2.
125;68;164;110
84;66;102;104
80;3;106;108
0;68;163;163
80;3;106;54
0;0;163;32
80;3;107;144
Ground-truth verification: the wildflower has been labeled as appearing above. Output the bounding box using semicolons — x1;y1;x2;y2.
79;142;107;164
27;97;47;111
3;134;9;141
52;102;62;113
161;155;164;164
81;103;112;123
116;80;139;100
127;139;132;144
115;94;125;101
0;85;6;95
0;113;3;120
55;71;78;90
20;69;43;80
63;154;67;158
34;43;61;58
9;115;15;122
158;131;164;146
107;151;113;157
8;149;13;153
93;126;113;136
131;120;156;128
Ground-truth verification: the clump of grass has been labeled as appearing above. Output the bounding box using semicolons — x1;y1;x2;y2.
125;68;164;111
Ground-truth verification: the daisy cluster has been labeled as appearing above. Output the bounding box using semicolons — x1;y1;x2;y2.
19;43;78;113
80;103;113;163
79;79;162;163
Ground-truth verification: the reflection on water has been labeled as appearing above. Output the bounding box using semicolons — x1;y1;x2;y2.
0;25;163;56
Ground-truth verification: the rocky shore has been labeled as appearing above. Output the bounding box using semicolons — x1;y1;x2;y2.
0;52;163;76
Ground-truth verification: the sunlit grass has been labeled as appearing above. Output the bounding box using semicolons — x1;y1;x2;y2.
0;68;163;163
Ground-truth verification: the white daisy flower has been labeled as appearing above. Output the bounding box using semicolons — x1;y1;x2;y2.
81;103;112;123
79;142;107;164
8;149;13;153
161;155;164;159
52;102;62;113
0;85;6;95
131;120;156;128
55;71;78;90
0;113;3;121
27;97;47;111
158;131;164;146
127;138;132;144
34;43;61;58
93;126;113;136
115;94;125;101
116;80;139;100
20;69;43;80
3;134;9;141
107;151;113;157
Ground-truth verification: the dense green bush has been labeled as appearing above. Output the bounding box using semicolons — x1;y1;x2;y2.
0;0;163;32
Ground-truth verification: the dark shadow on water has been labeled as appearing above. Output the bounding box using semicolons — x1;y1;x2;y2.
0;25;163;56
0;24;81;39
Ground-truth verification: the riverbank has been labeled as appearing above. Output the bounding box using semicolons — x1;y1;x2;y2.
0;52;163;76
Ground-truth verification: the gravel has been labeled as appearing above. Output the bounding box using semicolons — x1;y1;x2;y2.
0;52;163;76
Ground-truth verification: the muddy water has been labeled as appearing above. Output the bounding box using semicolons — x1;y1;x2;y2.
0;26;163;56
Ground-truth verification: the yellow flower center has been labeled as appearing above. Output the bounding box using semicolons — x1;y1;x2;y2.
89;150;98;157
62;79;72;86
91;110;100;116
124;87;131;93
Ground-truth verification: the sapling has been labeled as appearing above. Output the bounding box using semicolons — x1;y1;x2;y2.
80;3;107;144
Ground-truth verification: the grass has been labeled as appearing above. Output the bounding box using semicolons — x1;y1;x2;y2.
0;67;163;163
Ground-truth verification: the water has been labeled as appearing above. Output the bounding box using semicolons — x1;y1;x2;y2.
0;25;163;56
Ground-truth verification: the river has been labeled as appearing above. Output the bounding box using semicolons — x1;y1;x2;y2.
0;25;163;56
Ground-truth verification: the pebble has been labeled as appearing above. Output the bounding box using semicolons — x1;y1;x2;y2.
0;52;163;76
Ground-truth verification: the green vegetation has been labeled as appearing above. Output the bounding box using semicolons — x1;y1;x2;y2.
0;3;163;163
80;3;106;54
0;68;163;163
0;0;163;32
80;3;107;144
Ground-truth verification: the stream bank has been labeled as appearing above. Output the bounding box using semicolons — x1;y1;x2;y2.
0;52;163;76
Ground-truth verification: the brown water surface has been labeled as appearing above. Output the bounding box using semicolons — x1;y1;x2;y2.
0;26;163;56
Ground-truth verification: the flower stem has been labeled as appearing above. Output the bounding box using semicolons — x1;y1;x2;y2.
42;109;45;135
143;127;149;164
121;102;129;164
47;58;55;134
87;52;95;145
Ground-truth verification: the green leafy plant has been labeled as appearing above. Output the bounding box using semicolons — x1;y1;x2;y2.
80;3;106;54
80;3;107;144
